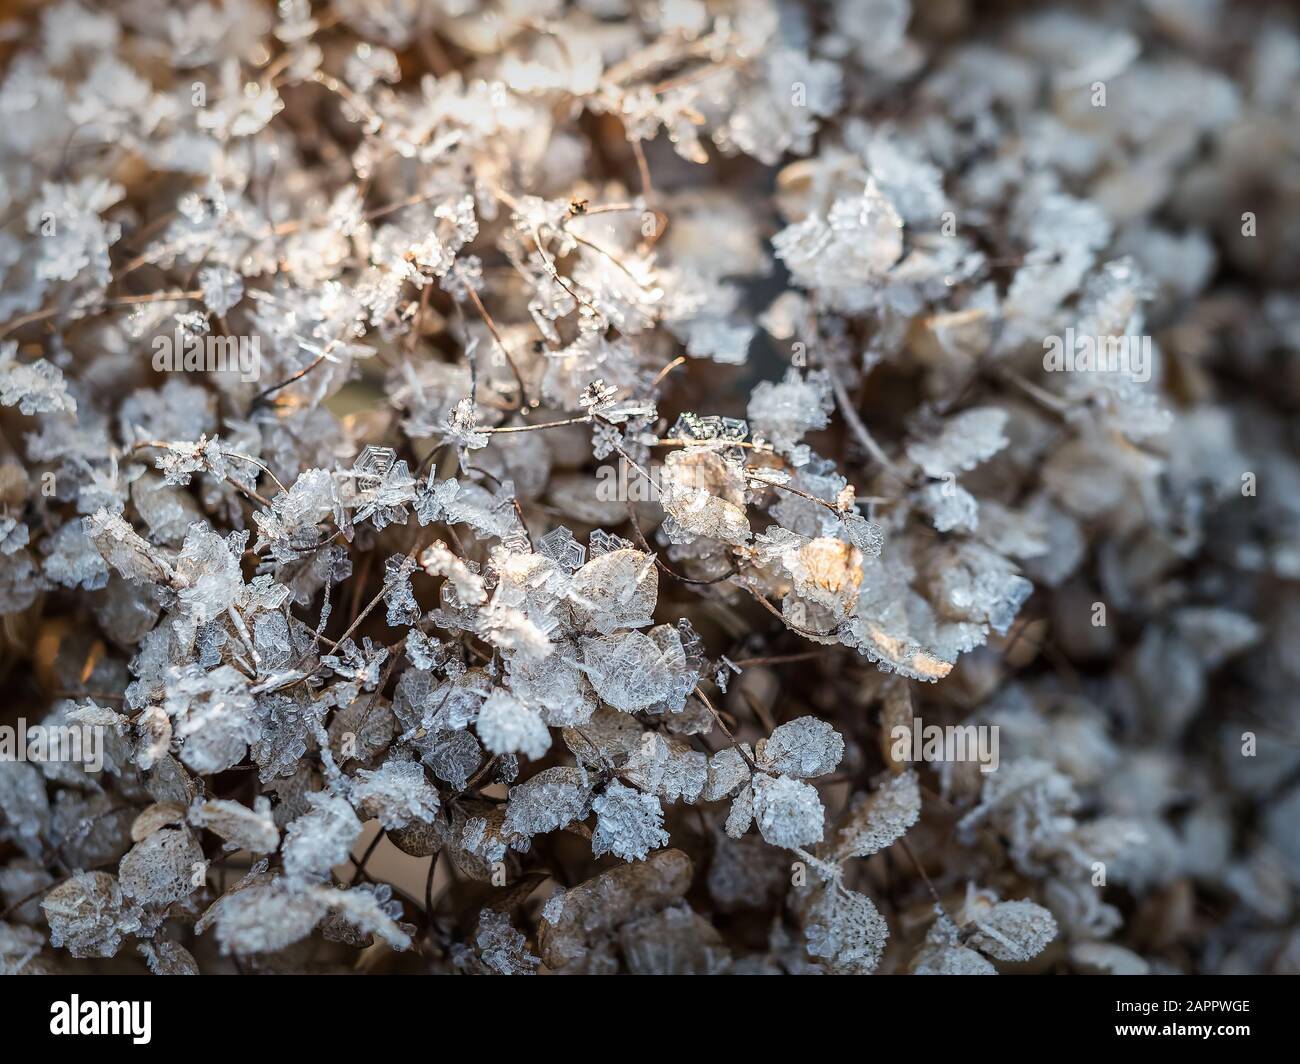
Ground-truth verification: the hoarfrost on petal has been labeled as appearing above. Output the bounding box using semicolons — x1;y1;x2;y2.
757;717;844;779
590;780;669;862
751;773;825;849
476;689;551;760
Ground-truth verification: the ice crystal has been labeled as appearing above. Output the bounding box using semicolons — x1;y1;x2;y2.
757;718;844;780
591;781;670;863
804;885;889;975
747;369;833;459
0;345;76;415
503;767;593;843
579;632;672;713
750;773;825;850
200;878;329;957
476;689;551;761
189;797;280;855
42;872;141;960
471;909;539;976
282;792;363;884
835;772;922;861
569;548;657;633
118;827;205;907
966;899;1059;963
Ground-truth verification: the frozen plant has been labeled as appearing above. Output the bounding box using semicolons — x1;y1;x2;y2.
0;0;1295;978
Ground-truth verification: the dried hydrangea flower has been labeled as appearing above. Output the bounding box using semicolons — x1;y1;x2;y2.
0;0;1292;979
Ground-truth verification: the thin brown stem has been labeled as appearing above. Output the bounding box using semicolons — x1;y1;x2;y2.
694;684;757;769
482;414;590;435
651;356;687;389
0;290;202;339
462;278;529;409
826;361;906;479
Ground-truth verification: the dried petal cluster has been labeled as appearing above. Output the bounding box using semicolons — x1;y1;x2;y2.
0;0;1296;976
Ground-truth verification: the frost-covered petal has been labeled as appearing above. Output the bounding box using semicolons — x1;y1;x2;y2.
590;780;669;862
750;773;825;849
